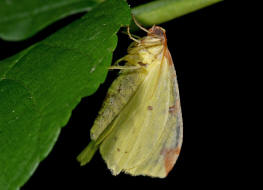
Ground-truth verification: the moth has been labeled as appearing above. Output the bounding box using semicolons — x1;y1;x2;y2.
77;19;183;178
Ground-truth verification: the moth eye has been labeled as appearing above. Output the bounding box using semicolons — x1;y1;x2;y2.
154;28;164;36
149;26;166;37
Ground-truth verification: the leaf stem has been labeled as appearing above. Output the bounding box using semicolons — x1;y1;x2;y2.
131;0;223;27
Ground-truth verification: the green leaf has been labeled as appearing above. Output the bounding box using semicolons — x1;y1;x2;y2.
132;0;223;27
0;0;103;41
0;0;131;189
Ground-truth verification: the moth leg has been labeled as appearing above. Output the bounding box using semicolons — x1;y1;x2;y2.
112;55;137;67
127;26;141;43
132;14;150;33
112;57;126;66
109;65;142;70
110;55;147;70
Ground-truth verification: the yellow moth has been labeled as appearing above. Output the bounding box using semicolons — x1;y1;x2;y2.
77;19;183;178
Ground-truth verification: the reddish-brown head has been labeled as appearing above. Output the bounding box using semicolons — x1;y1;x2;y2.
148;25;167;45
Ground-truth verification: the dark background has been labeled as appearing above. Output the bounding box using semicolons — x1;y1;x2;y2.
0;0;234;189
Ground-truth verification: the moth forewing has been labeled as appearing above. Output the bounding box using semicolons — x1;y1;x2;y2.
77;25;183;178
110;48;182;178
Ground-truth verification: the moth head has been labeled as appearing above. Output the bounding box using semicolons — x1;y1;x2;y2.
148;26;166;37
148;26;167;45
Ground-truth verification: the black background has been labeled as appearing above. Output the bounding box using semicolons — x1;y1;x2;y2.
0;0;234;189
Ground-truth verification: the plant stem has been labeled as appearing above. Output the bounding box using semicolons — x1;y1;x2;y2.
131;0;223;27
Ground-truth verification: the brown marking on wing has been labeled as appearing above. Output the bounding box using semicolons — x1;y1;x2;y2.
147;106;153;110
169;99;180;114
175;147;181;155
162;148;180;175
138;62;146;66
169;105;176;114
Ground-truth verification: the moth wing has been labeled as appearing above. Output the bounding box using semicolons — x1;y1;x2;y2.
100;51;176;177
100;49;183;178
90;70;146;140
78;69;147;166
126;50;183;177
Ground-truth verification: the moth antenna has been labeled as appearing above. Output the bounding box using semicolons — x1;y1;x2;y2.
127;26;140;43
132;14;149;33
